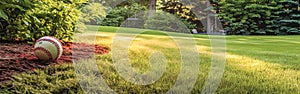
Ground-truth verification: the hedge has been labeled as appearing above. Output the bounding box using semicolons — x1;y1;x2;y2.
0;0;86;42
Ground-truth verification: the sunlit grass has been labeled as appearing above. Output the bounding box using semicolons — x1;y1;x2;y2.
222;53;299;93
2;26;300;93
93;26;300;93
86;26;300;93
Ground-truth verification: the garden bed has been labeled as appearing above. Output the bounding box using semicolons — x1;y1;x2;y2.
0;42;109;83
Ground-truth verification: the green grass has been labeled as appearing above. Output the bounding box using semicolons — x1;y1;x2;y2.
2;26;300;93
94;25;186;37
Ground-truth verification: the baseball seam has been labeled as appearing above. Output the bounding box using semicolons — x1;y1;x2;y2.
34;47;53;60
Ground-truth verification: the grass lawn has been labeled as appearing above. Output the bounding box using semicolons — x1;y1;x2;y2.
2;25;300;93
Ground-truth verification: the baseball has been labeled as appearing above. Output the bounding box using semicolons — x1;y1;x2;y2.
34;36;63;61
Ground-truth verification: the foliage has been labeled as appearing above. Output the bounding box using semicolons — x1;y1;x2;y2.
159;0;203;31
181;19;197;29
144;12;190;33
0;0;34;41
88;0;152;8
88;0;128;7
0;64;83;94
75;22;88;33
76;3;106;32
101;3;147;27
218;0;300;35
277;0;300;34
0;0;86;42
158;0;300;35
80;3;106;25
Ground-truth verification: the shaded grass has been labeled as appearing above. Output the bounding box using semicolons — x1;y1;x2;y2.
226;35;300;70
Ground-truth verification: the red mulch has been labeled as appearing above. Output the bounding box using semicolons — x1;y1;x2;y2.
0;42;109;83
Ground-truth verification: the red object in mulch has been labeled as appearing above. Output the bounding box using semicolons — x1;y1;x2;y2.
0;42;109;83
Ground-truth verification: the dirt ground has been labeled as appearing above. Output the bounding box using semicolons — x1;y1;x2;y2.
0;42;109;83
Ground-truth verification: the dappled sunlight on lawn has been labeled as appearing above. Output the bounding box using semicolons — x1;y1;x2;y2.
193;42;300;92
79;26;300;93
225;53;300;92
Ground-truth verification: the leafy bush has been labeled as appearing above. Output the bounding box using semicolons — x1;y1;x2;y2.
80;3;106;25
75;22;88;33
144;12;190;33
101;3;147;27
159;0;202;31
0;0;86;42
0;0;34;41
181;19;197;29
76;3;106;32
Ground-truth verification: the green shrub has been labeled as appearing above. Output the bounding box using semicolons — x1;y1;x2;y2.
0;0;33;41
101;3;147;27
75;22;88;33
75;3;106;32
144;12;190;33
0;0;86;42
159;0;202;31
181;19;197;29
80;3;106;25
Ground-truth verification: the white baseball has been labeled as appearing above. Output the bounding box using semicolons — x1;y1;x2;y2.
34;36;63;60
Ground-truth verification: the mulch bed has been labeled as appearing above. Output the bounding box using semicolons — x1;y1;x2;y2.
0;42;109;83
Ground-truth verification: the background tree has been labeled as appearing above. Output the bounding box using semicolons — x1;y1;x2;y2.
80;3;106;25
75;3;106;32
149;0;156;16
217;0;300;35
97;0;300;35
277;0;300;34
159;0;204;32
101;2;147;27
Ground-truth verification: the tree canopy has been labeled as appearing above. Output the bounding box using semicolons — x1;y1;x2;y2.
159;0;300;35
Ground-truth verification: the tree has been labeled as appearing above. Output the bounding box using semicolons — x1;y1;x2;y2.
149;0;156;16
159;0;204;31
277;0;300;34
217;0;297;35
101;3;147;27
80;3;106;25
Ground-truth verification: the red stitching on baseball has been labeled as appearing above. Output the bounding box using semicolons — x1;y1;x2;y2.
40;36;63;47
34;47;53;60
37;37;62;60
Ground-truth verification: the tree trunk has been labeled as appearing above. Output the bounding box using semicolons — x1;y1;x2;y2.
206;1;212;33
148;0;156;17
